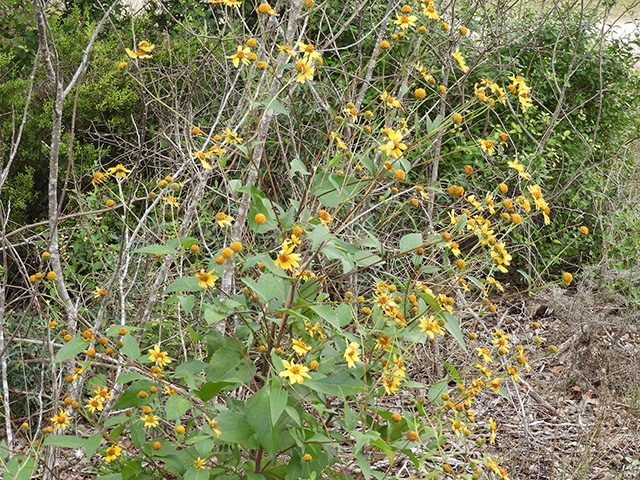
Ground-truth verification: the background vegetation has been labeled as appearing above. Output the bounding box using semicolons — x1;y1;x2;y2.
1;0;639;478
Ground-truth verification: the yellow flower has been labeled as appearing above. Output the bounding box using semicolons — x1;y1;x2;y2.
446;241;461;256
163;196;179;207
491;242;512;273
274;241;301;271
209;418;222;437
563;272;573;286
296;41;321;61
94;387;113;400
382;375;401;395
579;226;589;235
478;139;495;155
126;41;154;59
344;341;360;368
379;128;407;159
507;158;531;180
419;315;445;340
318;209;332;227
194;457;205;468
279;360;311;384
94;287;108;298
292;338;312;355
105;444;122;463
215;212;235;227
381;91;401;108
118;61;128;70
148;345;171;367
279;44;296;56
476;347;492;363
295;57;315;83
489;418;497;444
142;414;160;428
85;395;104;414
257;2;278;14
330;131;347;149
227;45;251;68
375;335;393;350
453;48;469;73
91;172;108;187
107;164;131;178
394;13;417;30
50;409;71;431
195;269;218;289
223;128;242;144
423;2;439;19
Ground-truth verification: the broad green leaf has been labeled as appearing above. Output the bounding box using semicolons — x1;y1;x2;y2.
122;334;141;361
269;383;287;425
85;434;103;461
112;380;154;409
246;388;278;458
167;237;197;249
399;233;423;253
443;311;466;352
165;395;191;421
163;277;202;295
115;372;145;383
216;410;258;449
427;378;448;404
307;369;363;396
290;158;309;176
132;245;176;255
260;98;289;116
242;273;279;302
96;475;123;480
130;420;145;448
54;336;86;363
43;435;86;448
177;295;195;315
109;424;126;441
184;469;212;480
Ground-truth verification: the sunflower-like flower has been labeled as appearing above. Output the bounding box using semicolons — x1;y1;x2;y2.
379;128;407;159
279;360;311;384
148;345;172;367
227;45;251;68
274;241;301;271
344;341;360;368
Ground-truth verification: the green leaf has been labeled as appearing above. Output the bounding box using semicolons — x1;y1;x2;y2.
85;434;103;461
269;384;287;425
399;233;423;253
216;410;258;449
164;277;202;295
130;420;145;448
109;424;126;442
178;295;195;315
112;380;155;409
43;435;87;448
96;475;123;480
246;388;278;459
184;468;211;480
132;245;176;255
307;369;363;396
242;273;280;302
122;334;141;361
427;378;448;404
115;372;145;383
290;158;309;176
259;98;289;116
54;336;87;363
165;395;191;421
443;311;466;352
